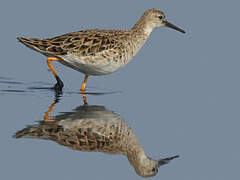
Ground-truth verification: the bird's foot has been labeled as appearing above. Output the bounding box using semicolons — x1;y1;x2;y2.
53;75;64;92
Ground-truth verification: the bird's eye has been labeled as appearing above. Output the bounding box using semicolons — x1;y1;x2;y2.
159;16;163;20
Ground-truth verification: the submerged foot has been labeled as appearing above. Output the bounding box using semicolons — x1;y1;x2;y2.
53;76;64;92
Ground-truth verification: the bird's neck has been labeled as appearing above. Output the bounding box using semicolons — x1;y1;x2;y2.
127;17;154;58
132;15;154;37
127;146;147;169
118;16;154;65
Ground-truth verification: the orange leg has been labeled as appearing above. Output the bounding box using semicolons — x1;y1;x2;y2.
44;91;61;121
80;75;89;92
47;57;59;77
47;57;64;91
44;102;57;122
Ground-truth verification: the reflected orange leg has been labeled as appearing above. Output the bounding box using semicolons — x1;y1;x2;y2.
81;93;88;105
44;102;57;122
80;75;89;92
46;57;64;91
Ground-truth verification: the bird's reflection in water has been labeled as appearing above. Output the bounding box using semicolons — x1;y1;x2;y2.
14;93;178;178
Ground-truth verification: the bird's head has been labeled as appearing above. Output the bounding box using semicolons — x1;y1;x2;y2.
133;154;179;178
140;8;185;34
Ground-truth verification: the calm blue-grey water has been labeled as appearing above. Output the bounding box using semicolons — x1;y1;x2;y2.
1;0;240;179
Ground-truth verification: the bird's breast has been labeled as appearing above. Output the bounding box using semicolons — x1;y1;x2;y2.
59;53;124;75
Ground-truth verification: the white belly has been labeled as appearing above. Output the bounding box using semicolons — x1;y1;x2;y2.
59;54;124;76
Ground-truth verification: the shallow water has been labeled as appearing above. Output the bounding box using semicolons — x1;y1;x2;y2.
1;75;239;179
1;79;183;179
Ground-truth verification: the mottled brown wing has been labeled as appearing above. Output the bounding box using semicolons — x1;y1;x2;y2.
49;30;119;56
13;124;114;152
57;127;114;152
18;30;123;57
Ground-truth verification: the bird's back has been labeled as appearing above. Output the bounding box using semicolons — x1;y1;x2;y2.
17;30;131;57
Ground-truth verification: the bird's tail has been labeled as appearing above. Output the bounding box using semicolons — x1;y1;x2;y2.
17;37;50;54
13;126;43;139
13;124;61;140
